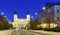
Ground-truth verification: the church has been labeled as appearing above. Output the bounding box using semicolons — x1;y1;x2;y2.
12;11;30;28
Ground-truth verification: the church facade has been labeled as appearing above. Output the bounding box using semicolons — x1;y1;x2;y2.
12;11;30;28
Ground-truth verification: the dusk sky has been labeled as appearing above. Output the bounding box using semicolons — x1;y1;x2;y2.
0;0;60;21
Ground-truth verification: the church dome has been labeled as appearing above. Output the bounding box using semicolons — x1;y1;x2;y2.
26;11;30;15
14;11;17;14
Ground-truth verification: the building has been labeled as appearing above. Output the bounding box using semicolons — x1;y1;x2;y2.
38;2;60;29
12;11;30;28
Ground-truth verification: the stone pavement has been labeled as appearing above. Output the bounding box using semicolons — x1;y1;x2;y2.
12;29;45;35
29;30;60;35
1;29;60;35
0;29;14;35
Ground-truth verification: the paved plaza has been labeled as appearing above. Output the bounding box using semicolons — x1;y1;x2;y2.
0;29;60;35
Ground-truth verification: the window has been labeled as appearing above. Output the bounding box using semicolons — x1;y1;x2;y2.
57;9;59;13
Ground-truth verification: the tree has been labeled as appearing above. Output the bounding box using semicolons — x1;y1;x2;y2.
30;19;38;30
0;16;13;30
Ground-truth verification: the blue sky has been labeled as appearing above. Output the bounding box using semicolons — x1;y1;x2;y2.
0;0;60;21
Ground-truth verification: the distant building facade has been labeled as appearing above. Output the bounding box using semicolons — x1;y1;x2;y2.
38;2;60;29
12;11;30;28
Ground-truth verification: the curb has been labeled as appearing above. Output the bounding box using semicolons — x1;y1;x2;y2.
29;30;51;35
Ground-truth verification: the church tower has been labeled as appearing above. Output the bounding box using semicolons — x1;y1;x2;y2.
14;11;17;21
26;11;30;21
13;11;30;28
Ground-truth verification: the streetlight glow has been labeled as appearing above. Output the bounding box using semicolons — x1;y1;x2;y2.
1;12;4;15
31;16;33;19
35;12;38;15
43;7;45;10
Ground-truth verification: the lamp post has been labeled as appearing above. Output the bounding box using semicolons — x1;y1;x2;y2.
43;7;51;30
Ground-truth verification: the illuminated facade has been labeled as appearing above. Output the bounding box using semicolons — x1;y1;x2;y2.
12;11;30;28
38;2;60;29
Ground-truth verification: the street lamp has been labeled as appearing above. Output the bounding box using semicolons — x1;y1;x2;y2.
35;12;38;15
43;7;45;10
1;12;4;15
31;16;33;19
